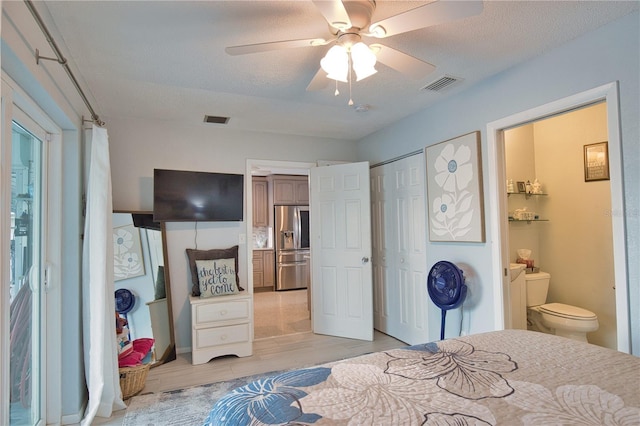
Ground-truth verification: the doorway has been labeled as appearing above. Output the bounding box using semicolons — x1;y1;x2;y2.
3;79;63;425
487;82;630;353
503;102;616;349
245;160;315;340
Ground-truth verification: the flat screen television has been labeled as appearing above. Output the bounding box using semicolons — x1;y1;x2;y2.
153;169;244;222
132;213;161;230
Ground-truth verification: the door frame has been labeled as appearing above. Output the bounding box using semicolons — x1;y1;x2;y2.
2;74;64;424
244;159;316;338
486;82;630;353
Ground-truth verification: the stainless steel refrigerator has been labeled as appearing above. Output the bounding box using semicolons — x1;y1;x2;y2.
274;205;310;290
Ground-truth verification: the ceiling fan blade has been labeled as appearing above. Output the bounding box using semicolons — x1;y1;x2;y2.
312;0;351;31
226;38;331;56
368;0;483;38
372;44;435;79
306;68;330;91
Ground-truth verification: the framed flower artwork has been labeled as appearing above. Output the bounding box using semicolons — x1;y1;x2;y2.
425;131;485;242
113;224;146;280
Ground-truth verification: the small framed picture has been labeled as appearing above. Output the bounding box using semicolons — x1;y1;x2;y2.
517;181;526;193
584;141;609;182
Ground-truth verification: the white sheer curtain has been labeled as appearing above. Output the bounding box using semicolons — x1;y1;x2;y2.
81;125;125;424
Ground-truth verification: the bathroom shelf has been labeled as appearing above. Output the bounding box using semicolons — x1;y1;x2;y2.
507;192;547;199
509;218;549;224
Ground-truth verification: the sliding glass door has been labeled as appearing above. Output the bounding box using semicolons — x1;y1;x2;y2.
8;114;46;425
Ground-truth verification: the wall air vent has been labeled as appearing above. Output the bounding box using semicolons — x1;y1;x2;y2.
204;115;230;124
421;75;463;92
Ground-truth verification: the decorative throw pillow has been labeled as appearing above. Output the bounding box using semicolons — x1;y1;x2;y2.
195;258;239;298
186;246;243;296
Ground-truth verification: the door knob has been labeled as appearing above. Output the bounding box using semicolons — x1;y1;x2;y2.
362;257;370;264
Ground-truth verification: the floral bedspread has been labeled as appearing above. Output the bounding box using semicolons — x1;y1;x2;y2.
204;330;640;425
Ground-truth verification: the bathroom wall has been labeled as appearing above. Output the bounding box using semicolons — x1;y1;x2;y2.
505;125;540;264
534;103;614;349
505;103;615;349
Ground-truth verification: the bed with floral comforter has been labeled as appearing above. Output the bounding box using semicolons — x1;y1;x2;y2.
204;329;639;425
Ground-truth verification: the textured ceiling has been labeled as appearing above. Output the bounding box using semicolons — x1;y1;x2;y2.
40;0;638;141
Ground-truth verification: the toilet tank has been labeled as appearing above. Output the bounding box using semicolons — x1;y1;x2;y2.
525;271;551;306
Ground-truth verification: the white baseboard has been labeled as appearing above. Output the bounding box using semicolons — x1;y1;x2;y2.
176;346;191;355
61;401;85;425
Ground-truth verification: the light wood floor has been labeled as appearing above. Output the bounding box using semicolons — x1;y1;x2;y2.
94;290;407;425
253;288;312;339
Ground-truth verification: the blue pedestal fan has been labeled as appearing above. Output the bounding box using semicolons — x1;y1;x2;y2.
427;261;467;340
115;288;136;339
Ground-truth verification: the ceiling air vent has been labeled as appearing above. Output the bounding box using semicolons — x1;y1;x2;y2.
421;75;463;92
204;115;230;124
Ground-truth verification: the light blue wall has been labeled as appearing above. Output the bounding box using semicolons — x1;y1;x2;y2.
106;116;359;212
106;116;360;351
356;12;639;354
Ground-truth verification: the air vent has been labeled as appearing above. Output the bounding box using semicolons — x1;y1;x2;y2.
204;115;230;124
421;75;463;92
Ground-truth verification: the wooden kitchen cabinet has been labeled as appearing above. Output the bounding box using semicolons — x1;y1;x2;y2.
252;177;269;227
263;250;274;287
270;175;309;205
253;250;264;288
253;249;274;290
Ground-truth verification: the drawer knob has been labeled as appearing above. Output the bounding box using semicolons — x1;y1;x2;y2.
220;335;227;341
220;310;228;316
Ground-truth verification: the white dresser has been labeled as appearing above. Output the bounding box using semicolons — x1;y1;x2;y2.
189;293;253;365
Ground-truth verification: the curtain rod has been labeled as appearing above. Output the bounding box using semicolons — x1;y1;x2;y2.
24;0;105;126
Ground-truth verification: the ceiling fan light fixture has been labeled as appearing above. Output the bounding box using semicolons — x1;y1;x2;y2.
354;65;377;81
350;42;376;65
321;45;349;82
326;71;349;83
350;42;377;81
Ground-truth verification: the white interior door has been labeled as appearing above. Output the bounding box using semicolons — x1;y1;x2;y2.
310;162;373;341
391;154;429;344
371;154;429;345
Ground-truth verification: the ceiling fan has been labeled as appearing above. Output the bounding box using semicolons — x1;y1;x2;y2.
225;0;483;101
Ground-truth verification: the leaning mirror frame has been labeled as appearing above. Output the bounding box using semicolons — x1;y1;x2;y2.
113;210;176;367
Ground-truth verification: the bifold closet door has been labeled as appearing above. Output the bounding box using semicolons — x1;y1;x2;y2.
371;154;429;344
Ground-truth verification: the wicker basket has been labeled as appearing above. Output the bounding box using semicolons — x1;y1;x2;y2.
119;363;150;400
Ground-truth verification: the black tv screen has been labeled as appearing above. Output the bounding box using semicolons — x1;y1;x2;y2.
153;169;244;222
132;213;161;231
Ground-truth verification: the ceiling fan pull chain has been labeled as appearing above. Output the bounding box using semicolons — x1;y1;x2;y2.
348;54;354;106
334;79;339;97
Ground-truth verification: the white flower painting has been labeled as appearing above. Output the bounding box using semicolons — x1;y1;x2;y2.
426;132;485;242
113;224;145;280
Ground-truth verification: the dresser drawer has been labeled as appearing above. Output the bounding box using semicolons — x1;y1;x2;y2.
194;323;250;350
194;299;249;325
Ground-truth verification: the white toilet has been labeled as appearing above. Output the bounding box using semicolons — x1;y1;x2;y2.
525;271;599;342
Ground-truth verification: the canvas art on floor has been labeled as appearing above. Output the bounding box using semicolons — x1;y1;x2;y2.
113;224;145;280
425;131;485;242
